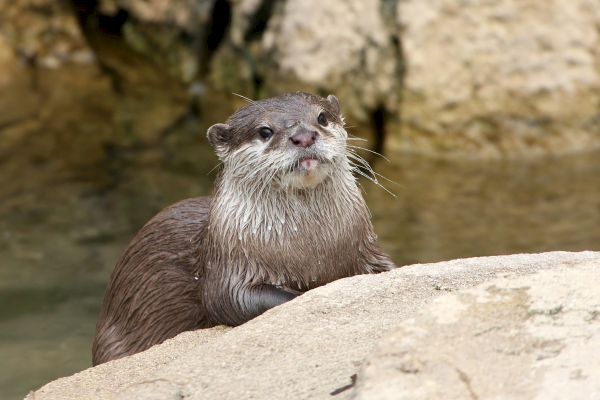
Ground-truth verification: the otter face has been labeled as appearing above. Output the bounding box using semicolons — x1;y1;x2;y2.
207;93;348;190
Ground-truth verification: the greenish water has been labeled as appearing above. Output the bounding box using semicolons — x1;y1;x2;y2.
1;67;599;399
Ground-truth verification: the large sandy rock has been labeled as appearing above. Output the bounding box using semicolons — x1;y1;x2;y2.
354;262;600;399
397;0;600;156
28;252;600;399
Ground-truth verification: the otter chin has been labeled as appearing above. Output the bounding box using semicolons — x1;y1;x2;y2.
92;92;396;366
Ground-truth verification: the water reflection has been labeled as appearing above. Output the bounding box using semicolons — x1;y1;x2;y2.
1;66;599;399
367;152;600;266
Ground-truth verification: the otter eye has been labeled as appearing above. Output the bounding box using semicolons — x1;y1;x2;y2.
258;127;274;140
317;112;328;127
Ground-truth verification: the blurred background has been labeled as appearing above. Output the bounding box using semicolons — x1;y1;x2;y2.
1;0;599;398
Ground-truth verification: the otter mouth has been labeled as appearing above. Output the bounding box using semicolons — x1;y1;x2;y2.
282;154;331;189
297;157;321;172
292;153;332;174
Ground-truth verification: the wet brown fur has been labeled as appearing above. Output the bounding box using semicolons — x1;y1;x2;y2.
92;93;395;365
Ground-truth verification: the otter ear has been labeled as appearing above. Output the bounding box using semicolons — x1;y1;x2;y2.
207;123;231;157
327;94;340;115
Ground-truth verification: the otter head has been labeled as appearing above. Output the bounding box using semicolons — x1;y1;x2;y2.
207;92;347;190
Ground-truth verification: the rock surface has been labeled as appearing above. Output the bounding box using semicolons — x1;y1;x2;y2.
110;0;600;155
207;0;402;120
0;0;93;68
397;0;600;156
3;0;599;156
354;261;600;399
253;0;400;119
28;251;600;399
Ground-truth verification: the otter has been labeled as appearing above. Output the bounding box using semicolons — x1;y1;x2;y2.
92;92;395;365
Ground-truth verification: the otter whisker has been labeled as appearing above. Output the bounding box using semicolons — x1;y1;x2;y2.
346;151;396;196
369;170;401;187
346;152;377;175
345;150;399;187
350;165;397;198
207;161;223;175
346;135;368;142
347;158;375;180
232;93;267;112
346;144;390;163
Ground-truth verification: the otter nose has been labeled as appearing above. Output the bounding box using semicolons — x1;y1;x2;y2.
289;130;317;148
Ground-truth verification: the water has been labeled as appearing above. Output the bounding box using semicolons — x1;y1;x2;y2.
1;66;599;399
367;151;600;265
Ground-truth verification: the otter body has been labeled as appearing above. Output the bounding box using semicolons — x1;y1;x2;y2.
93;93;395;365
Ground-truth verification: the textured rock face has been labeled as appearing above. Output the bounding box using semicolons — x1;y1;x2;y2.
397;0;600;156
209;0;401;119
28;252;600;400
354;262;600;399
0;34;19;88
100;0;211;31
257;0;400;118
0;0;93;68
5;0;598;156
98;0;216;82
179;0;600;155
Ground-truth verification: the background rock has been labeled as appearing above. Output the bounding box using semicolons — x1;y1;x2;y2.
3;0;599;157
97;0;216;82
396;0;600;156
354;262;600;399
211;0;401;120
29;252;600;400
96;0;600;156
0;0;93;68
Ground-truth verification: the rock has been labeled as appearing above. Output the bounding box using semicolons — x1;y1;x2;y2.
4;0;597;156
258;0;400;119
0;0;94;68
101;0;210;32
354;261;600;399
28;251;600;400
396;0;600;156
98;0;216;82
210;0;401;120
84;0;600;156
211;0;600;155
0;34;19;88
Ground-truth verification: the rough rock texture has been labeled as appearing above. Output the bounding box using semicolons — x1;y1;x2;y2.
354;262;600;399
0;34;19;89
98;0;215;81
0;0;93;68
3;0;600;156
107;0;600;155
100;0;210;31
396;0;600;156
29;252;600;400
236;0;401;119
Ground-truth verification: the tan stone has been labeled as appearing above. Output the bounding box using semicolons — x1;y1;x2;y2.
28;252;600;400
0;0;93;68
396;0;600;156
354;262;600;399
